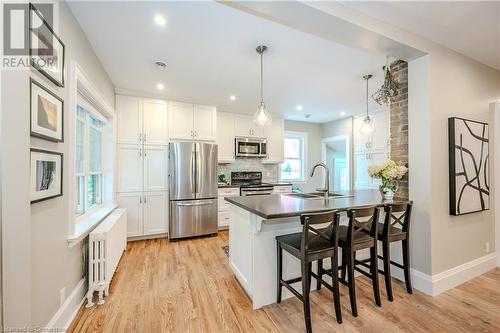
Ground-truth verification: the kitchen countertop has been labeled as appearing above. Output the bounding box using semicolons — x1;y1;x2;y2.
224;190;410;219
218;182;292;188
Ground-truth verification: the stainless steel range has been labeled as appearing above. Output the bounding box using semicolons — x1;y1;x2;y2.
231;171;274;196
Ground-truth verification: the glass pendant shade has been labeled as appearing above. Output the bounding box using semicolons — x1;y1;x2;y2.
253;101;272;126
359;115;375;135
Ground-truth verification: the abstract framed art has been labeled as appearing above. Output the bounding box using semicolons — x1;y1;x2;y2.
448;117;489;215
30;78;64;142
30;148;63;203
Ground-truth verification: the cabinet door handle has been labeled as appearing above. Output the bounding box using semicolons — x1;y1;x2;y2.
140;196;142;204
365;142;368;149
143;133;147;142
194;130;197;137
139;148;142;157
139;133;142;143
144;196;147;204
190;130;193;137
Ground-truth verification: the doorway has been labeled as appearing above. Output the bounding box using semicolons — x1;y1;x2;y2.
321;135;351;192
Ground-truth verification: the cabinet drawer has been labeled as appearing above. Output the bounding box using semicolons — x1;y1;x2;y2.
218;196;233;211
218;187;240;196
218;211;230;227
273;185;292;194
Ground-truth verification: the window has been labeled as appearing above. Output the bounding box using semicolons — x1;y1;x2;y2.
280;132;307;182
76;97;106;216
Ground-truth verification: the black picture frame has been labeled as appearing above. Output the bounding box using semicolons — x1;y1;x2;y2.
30;78;64;142
30;148;63;204
29;3;65;87
448;117;489;216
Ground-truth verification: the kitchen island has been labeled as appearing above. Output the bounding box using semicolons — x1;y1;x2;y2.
225;190;409;309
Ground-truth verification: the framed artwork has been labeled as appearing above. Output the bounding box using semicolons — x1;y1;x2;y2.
30;148;63;203
30;78;64;142
29;3;65;87
448;117;489;215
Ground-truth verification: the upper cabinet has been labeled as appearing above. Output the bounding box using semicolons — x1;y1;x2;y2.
353;108;389;152
217;112;235;163
168;102;216;141
263;118;284;164
117;95;168;145
234;114;266;138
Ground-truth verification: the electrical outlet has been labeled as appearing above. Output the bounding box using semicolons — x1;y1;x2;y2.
486;242;490;253
60;287;66;306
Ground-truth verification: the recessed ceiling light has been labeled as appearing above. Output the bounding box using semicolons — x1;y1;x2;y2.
229;95;236;101
156;83;165;90
340;111;346;116
155;61;167;68
296;105;303;111
154;14;166;26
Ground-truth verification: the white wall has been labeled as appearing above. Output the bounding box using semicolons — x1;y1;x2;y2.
2;2;115;327
284;120;323;192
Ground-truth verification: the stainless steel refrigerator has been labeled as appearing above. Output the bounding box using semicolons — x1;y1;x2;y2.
169;142;218;239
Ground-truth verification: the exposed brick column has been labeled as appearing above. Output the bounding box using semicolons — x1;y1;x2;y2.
389;60;409;199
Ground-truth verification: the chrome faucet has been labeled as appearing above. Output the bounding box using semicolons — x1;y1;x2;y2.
310;163;330;199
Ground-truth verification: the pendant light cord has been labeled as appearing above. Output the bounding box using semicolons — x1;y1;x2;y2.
366;76;369;118
260;51;264;103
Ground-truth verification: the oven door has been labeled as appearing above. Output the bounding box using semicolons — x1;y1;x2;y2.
235;138;267;157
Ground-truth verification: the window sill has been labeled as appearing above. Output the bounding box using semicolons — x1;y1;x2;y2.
67;204;117;248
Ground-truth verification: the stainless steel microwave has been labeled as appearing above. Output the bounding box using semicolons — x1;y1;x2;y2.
235;137;267;158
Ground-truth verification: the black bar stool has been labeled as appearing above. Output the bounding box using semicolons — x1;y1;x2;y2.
378;202;413;301
276;211;342;333
320;206;381;317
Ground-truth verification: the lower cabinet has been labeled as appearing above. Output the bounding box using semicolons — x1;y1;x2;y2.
272;185;293;194
218;187;240;228
117;191;168;238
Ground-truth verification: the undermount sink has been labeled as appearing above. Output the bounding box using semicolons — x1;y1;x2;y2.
286;192;354;199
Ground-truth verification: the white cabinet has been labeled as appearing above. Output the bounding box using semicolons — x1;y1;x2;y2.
117;192;168;238
168;102;194;140
117;192;144;237
117;145;143;192
216;112;235;163
217;187;240;228
143;192;168;235
354;152;371;189
263;118;284;164
117;144;167;193
371;111;390;150
168;102;217;141
143;145;168;192
194;105;217;141
117;95;142;144
116;95;167;145
272;185;293;194
143;99;168;145
234;114;265;138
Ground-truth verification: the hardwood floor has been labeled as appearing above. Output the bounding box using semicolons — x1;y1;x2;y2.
69;231;500;333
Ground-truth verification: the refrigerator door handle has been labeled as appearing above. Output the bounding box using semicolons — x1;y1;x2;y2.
175;201;213;207
192;149;197;196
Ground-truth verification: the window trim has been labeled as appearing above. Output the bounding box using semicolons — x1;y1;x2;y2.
67;61;115;247
280;131;308;183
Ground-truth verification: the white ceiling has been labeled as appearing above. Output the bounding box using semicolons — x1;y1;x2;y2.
67;1;388;123
337;1;500;71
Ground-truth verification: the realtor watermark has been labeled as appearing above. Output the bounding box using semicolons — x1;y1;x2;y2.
2;2;55;70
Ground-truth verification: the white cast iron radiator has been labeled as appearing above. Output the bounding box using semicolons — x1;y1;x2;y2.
86;208;127;307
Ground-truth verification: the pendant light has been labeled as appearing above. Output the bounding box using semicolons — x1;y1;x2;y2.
372;57;399;106
360;74;375;135
253;45;272;126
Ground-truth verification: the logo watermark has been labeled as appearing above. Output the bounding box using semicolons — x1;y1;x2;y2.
2;2;55;70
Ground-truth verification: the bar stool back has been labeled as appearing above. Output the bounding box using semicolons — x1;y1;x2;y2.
276;210;342;332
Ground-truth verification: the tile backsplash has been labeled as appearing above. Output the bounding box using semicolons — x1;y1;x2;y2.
218;158;279;183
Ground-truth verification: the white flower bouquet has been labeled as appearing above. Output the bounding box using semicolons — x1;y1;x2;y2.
368;160;408;193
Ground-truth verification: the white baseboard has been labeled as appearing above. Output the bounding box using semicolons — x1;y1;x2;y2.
392;253;497;296
45;278;86;330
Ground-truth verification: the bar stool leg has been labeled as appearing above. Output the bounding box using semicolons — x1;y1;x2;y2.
402;239;413;294
331;256;342;324
317;259;323;290
382;240;394;302
370;245;382;306
301;260;312;333
277;243;283;303
341;249;347;282
347;248;358;317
